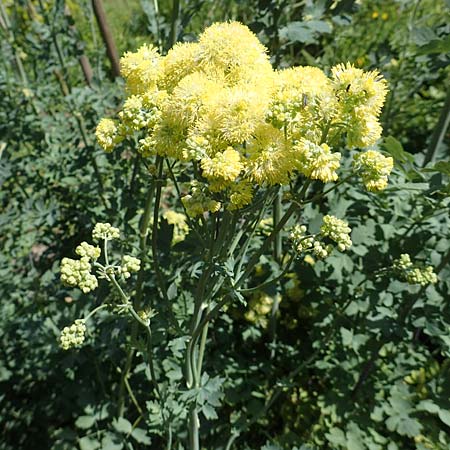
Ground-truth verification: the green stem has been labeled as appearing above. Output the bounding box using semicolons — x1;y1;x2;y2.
189;408;200;450
169;0;180;48
84;303;109;321
135;180;156;308
235;190;276;276
423;88;450;166
300;175;353;206
273;189;282;261
234;201;297;290
117;180;155;418
196;306;210;383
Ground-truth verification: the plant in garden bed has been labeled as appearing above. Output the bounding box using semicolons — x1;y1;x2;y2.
57;21;444;449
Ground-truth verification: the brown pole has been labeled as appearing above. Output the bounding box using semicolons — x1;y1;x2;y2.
79;54;94;86
91;0;121;78
64;4;94;87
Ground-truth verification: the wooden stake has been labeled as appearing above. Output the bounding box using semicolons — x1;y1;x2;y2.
92;0;121;78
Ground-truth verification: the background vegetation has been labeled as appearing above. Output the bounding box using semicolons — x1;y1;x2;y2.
1;0;450;449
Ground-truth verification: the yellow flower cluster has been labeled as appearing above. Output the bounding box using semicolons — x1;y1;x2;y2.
353;150;394;191
320;215;352;251
96;22;389;214
181;181;221;218
295;140;341;183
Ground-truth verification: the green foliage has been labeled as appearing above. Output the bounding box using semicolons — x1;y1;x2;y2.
1;1;450;450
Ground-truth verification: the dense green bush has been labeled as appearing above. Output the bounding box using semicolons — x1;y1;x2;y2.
1;1;449;449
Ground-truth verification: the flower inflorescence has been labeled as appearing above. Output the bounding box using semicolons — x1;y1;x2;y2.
92;222;120;241
290;215;352;260
60;319;86;350
119;255;141;279
60;224;141;294
96;21;391;216
353;150;394;192
393;254;438;286
61;254;98;293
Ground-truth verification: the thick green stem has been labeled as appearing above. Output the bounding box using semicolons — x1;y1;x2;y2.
189;408;200;450
196;307;210;382
423;88;450;166
169;0;180;48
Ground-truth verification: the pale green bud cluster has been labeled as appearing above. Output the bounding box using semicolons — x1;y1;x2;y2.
75;242;101;260
92;222;120;241
290;225;314;253
393;254;438;286
61;257;98;293
181;182;221;218
290;225;333;259
60;319;86;350
312;240;334;259
119;255;141;278
184;135;210;161
138;135;156;157
353;150;393;192
320;215;352;251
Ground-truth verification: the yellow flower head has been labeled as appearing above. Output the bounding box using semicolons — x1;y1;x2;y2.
246;124;295;185
95;118;122;152
331;62;388;116
269;66;331;126
346;108;383;148
294;140;341;183
228;181;253;210
159;42;199;91
120;44;161;94
170;72;220;126
201;147;243;183
201;84;270;144
353;150;393;192
197;21;273;85
181;182;221;217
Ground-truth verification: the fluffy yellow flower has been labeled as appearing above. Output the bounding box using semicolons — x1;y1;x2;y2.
247;124;295;186
201;85;270;144
170;72;220;126
96;22;389;202
196;21;273;85
120;44;160;94
159;42;199;91
275;66;331;100
294;140;341;183
268;67;333;141
201;147;243;183
331;62;388;115
346;108;383;148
